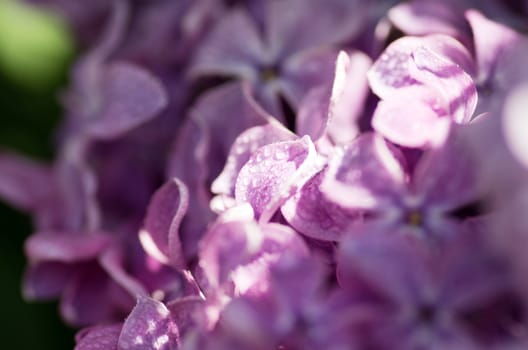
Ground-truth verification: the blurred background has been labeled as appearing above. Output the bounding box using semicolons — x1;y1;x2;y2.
0;0;75;348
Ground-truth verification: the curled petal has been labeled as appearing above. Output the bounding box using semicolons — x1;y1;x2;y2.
235;136;321;223
211;120;296;200
326;51;372;144
140;179;189;268
199;208;308;294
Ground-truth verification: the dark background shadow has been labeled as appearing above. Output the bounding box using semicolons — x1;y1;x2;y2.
0;70;75;349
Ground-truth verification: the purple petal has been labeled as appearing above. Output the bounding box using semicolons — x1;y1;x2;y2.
87;62;168;139
326;51;372;145
280;48;338;108
55;144;101;231
321;133;406;210
411;45;477;124
190;9;264;79
235;136;320;222
466;10;521;84
503;83;528;170
166;116;214;262
413;128;479;210
371;87;452;148
140;179;189;268
211;120;296;202
281;169;362;241
266;0;367;58
438;224;510;310
166;296;204;336
388;1;470;44
0;152;53;211
25;231;111;263
75;324;122;350
119;296;179;350
367;36;422;98
99;245;149;298
198;207;308;294
167;83;268;259
61;265;134;326
296;86;331;143
23;262;74;300
169;82;270;184
337;232;429;303
368;34;475;98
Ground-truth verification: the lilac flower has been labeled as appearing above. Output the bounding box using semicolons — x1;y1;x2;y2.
62;0;168;141
206;255;355;350
197;204;309;302
4;1;528;349
190;0;368;119
166;83;271;261
316;130;480;241
336;225;525;349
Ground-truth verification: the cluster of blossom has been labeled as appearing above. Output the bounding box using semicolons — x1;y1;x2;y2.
2;0;528;349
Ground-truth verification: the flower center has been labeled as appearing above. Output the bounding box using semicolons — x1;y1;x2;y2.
417;303;437;324
260;65;279;82
406;210;423;227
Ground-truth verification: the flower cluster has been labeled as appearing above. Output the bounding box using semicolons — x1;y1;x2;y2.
2;0;528;349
